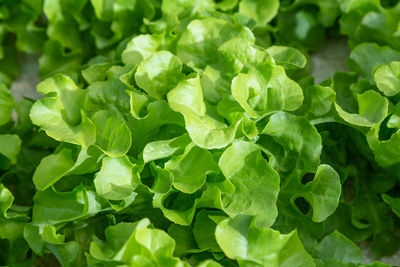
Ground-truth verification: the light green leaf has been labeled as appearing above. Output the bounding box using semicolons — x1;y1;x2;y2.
129;90;149;119
84;68;131;116
41;225;65;244
135;51;184;99
70;145;105;175
161;0;215;19
239;0;279;26
89;0;155;49
261;112;322;176
149;163;174;194
91;109;132;157
219;141;280;228
0;134;21;164
177;17;254;70
43;0;85;51
196;260;222;267
90;0;114;21
153;191;198;225
216;0;238;11
266;45;307;70
82;57;114;84
168;76;205;115
299;164;341;222
143;134;191;163
0;220;26;243
122;34;160;66
231;63;303;118
33;148;75;190
36;73;84;126
334;90;388;127
128;100;184;155
168;76;240;149
32;186;106;223
231;68;283;118
219;37;268;74
240;116;258;139
133;228;179;265
313;231;363;264
0;184;29;236
373;61;400;96
275;65;305;111
166;142;219;194
300;85;336;117
89;219;184;266
30;97;96;146
0;83;14;126
347;43;400;79
0;184;12;220
94;156;140;200
215;215;315;267
30;74;95;146
367;124;400;167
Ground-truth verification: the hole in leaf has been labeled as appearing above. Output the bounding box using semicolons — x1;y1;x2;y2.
182;64;195;75
34;14;47;27
378;116;396;141
164;192;195;211
26;247;33;259
386;184;400;198
261;150;269;161
294;197;310;215
381;0;398;8
142;165;155;188
301;173;314;185
63;47;72;54
141;175;155;189
359;218;369;225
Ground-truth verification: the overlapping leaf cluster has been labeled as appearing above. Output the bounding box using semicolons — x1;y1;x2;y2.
1;0;400;266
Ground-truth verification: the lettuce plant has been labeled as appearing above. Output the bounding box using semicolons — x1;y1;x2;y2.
1;0;400;266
